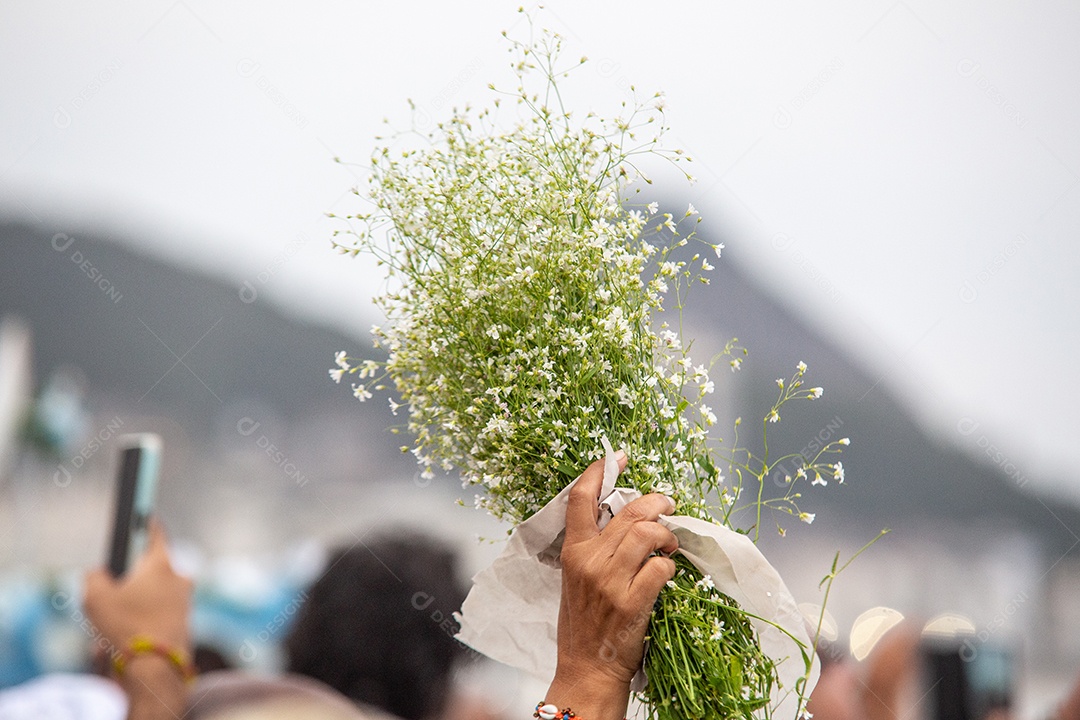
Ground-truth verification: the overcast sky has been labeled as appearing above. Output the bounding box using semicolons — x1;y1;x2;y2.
1;1;1078;498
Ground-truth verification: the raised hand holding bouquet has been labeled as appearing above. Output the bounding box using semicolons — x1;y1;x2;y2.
331;15;858;720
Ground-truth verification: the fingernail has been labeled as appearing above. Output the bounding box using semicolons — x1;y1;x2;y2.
663;495;676;513
614;449;627;462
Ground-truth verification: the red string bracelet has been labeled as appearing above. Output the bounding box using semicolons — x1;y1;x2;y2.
535;702;577;720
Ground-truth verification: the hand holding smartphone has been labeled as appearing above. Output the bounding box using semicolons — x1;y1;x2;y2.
106;434;162;577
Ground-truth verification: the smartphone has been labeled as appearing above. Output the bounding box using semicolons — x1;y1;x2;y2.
921;636;1013;720
106;434;162;577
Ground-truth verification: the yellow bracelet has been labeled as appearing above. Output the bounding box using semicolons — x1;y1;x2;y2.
112;635;195;684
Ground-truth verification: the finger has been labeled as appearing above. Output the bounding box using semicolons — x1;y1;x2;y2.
600;492;676;547
611;522;679;575
628;555;677;609
146;517;169;554
130;518;171;575
564;450;627;545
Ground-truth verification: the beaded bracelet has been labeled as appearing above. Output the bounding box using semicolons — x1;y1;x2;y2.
111;635;196;684
535;702;577;720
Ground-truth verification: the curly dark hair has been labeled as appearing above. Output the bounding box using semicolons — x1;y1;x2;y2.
285;533;468;720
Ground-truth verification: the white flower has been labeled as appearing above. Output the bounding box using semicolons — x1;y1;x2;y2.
833;462;845;483
799;512;815;525
713;243;724;257
730;358;742;372
812;474;827;487
352;384;373;401
796;361;807;373
700;380;715;394
767;409;780;423
776;378;784;389
329;368;344;383
839;437;850;446
686;203;698;217
700;404;717;426
335;351;351;370
388;398;402;415
701;258;714;271
810;387;823;399
647;201;659;215
486;326;500;340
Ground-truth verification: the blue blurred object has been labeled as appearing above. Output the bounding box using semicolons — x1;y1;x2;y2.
0;571;307;688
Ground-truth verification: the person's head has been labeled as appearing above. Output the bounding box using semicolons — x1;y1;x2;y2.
285;533;467;720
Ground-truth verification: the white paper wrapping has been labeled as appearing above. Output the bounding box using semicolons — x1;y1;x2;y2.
456;443;819;718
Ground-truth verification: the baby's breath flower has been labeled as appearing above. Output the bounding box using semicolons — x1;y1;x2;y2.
799;512;816;524
328;19;839;720
833;461;845;483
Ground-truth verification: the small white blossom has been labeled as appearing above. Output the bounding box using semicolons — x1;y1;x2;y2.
776;378;784;389
335;351;351;370
686;203;698;217
352;384;373;401
799;512;815;525
329;368;344;383
647;201;659;215
713;243;724;257
833;462;845;483
839;437;850;446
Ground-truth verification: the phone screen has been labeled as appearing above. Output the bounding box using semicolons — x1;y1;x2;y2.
106;435;161;577
922;637;1013;720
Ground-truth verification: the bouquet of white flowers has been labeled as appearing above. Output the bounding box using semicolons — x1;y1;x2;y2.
330;14;859;719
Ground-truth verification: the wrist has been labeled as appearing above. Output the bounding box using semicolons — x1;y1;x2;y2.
546;665;631;720
119;655;188;718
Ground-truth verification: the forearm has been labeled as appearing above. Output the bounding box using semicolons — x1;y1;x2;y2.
120;657;188;720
